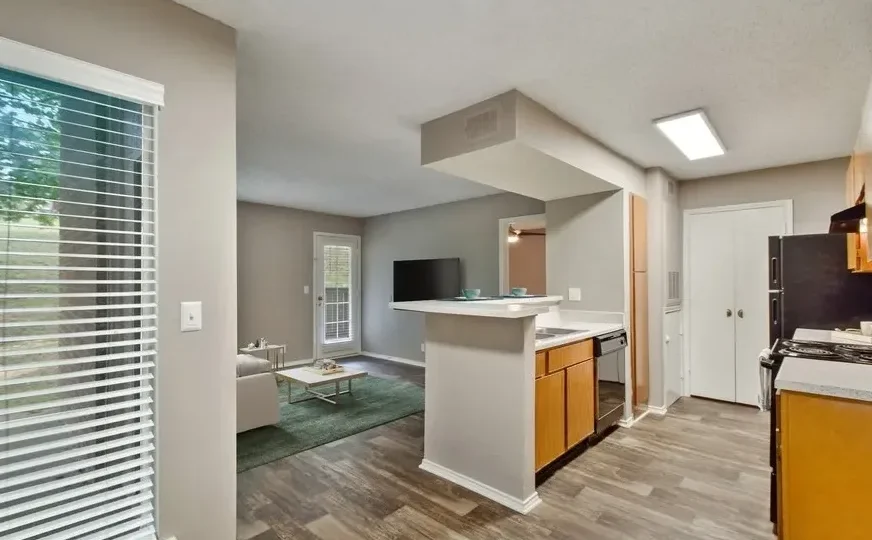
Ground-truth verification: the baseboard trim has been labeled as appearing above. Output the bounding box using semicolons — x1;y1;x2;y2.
361;351;425;368
618;408;652;428
647;404;669;416
419;459;541;514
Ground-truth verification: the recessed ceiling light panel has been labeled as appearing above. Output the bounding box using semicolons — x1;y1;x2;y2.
654;109;725;160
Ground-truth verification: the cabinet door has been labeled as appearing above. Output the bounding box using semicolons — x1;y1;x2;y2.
535;370;566;470
566;360;595;447
632;271;649;409
780;391;872;539
631;194;648;272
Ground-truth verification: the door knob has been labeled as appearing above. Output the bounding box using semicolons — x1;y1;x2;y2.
726;309;733;317
738;309;744;318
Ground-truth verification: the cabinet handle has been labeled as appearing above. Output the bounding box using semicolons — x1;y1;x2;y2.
738;309;744;319
726;309;733;317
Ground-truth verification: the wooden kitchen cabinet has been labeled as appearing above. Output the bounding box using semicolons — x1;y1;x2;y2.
535;370;566;470
535;351;546;378
566;359;595;447
535;339;598;471
546;340;593;373
779;391;872;539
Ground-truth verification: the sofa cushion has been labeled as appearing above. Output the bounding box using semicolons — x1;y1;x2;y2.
236;354;272;378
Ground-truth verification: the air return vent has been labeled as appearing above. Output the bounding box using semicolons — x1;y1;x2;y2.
668;271;681;300
464;108;498;141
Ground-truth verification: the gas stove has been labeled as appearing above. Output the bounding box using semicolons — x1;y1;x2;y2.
771;338;872;364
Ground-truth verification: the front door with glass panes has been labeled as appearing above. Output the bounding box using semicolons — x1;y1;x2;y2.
313;233;360;359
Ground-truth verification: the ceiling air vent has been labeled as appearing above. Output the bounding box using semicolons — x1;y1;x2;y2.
464;108;498;141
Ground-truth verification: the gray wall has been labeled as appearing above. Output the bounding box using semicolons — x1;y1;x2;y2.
362;193;544;361
546;191;625;312
679;157;848;234
237;201;363;361
0;3;238;539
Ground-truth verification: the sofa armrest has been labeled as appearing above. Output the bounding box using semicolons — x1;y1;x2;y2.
236;372;279;433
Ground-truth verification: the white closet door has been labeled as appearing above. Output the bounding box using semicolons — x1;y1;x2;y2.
733;206;789;405
688;211;737;402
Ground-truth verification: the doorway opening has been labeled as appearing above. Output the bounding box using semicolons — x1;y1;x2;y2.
499;214;547;295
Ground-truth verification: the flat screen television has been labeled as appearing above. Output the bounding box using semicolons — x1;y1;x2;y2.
393;258;461;302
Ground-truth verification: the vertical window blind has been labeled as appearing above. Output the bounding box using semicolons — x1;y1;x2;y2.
0;65;157;540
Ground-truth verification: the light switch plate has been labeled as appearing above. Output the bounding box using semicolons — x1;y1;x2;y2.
303;285;310;295
568;288;582;302
180;301;202;332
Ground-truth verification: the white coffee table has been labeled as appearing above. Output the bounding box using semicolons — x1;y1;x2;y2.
275;367;367;405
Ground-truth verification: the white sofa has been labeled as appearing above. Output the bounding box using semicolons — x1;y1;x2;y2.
236;354;280;433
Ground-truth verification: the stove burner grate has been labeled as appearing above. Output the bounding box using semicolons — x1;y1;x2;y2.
784;345;839;357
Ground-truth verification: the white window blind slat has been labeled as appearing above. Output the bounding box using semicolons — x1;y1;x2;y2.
0;419;153;460
0;59;157;540
1;397;152;431
4;497;153;540
0;221;154;237
2;350;156;372
0;480;154;534
0;192;156;213
80;520;156;540
2;375;152;405
2;456;153;503
0;471;152;520
0;120;155;155
1;443;155;490
1;337;157;358
0;136;155;166
0;325;157;344
0;177;154;200
0;431;153;474
0;351;157;373
1;362;154;388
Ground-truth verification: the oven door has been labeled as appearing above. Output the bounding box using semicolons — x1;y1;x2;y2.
595;348;625;433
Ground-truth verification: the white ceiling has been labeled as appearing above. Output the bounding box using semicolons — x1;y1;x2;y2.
175;0;872;217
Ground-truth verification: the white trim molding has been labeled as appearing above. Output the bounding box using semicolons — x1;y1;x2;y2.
618;408;652;428
362;351;425;368
0;36;164;105
647;405;669;416
419;459;542;514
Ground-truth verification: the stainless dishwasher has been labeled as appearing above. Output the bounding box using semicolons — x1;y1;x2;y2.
593;330;627;433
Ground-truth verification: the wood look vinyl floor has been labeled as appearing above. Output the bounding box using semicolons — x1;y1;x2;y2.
238;358;774;540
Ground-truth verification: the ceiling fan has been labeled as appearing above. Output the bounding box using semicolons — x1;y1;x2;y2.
507;225;546;243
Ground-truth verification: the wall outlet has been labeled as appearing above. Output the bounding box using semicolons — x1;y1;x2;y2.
568;288;582;302
421;343;425;353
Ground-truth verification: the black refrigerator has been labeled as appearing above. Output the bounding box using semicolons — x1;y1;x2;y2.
768;233;872;343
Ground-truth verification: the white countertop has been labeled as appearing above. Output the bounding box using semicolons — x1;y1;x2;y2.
775;356;872;403
389;296;563;319
534;309;624;350
774;327;872;402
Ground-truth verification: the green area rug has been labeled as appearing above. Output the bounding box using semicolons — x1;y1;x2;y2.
236;375;424;472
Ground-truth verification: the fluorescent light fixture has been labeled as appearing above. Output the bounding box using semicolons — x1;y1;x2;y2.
654;109;725;160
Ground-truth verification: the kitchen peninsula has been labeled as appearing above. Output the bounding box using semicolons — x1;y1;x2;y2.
389;296;624;513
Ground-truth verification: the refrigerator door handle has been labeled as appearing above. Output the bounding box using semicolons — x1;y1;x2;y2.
771;297;779;326
770;257;778;287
